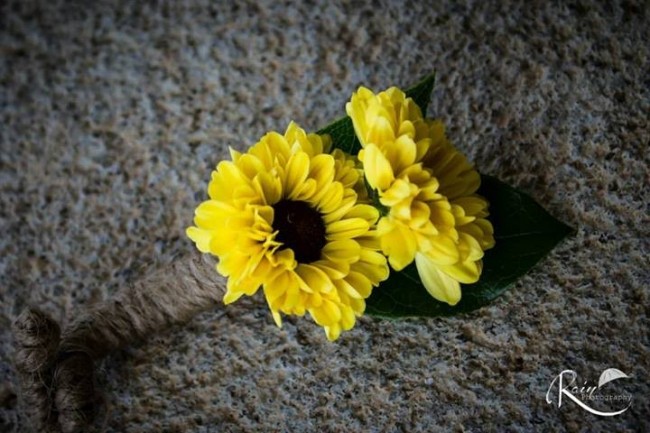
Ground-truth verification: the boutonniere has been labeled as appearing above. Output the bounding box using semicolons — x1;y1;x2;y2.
188;72;572;339
13;73;571;432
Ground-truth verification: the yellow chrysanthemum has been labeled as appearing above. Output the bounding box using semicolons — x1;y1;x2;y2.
187;122;389;340
346;86;495;305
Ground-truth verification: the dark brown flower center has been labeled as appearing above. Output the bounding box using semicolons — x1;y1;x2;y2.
272;199;326;263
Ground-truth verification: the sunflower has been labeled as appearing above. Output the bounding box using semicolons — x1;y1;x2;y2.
187;122;389;340
346;86;494;305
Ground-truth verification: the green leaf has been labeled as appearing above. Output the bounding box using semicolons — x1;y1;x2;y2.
317;116;360;155
318;72;437;156
365;175;574;318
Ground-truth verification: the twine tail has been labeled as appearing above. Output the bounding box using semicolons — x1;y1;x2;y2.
12;251;226;433
12;308;63;433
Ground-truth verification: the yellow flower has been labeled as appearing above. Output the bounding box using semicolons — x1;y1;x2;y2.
187;122;389;340
347;86;432;192
347;87;494;306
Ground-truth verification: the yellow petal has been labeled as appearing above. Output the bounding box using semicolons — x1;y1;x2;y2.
457;232;484;262
223;289;245;304
291;178;318;202
344;271;373;298
378;218;417;271
368;115;396;146
397;119;416;139
309;291;323;307
322;195;357;224
284;121;304;149
346;86;377;146
415;253;461;305
312;260;349;280
271;310;283;327
252;171;282;205
225;274;260;301
317;182;344;214
296;264;333;294
437;260;480;284
236;154;266;179
335;278;363;300
420;234;459;265
186;227;212;253
326;218;369;241
309;154;336;192
453;196;489;217
325;324;341;341
380;178;415;208
193;200;232;229
410;201;431;227
342;204;379;223
217;252;249;278
283;280;301;310
428;199;456;232
322;239;361;262
265;271;291;304
359;249;387;267
340;305;356;331
350;260;389;285
309;299;341;326
384;134;417;173
261;131;291;163
284;152;310;199
360;144;394;191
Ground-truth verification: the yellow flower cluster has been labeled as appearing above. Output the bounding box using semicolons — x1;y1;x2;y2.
347;87;494;305
188;85;494;340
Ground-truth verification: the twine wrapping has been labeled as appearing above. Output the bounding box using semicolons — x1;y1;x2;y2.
12;251;225;433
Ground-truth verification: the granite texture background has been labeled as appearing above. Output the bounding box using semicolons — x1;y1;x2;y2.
1;0;648;432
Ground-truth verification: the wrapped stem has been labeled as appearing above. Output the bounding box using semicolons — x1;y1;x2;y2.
12;308;62;433
12;251;225;433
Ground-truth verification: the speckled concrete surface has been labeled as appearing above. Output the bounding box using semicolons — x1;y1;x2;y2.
1;0;648;432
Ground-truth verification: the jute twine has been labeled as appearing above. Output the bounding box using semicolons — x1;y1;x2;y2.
12;251;225;432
